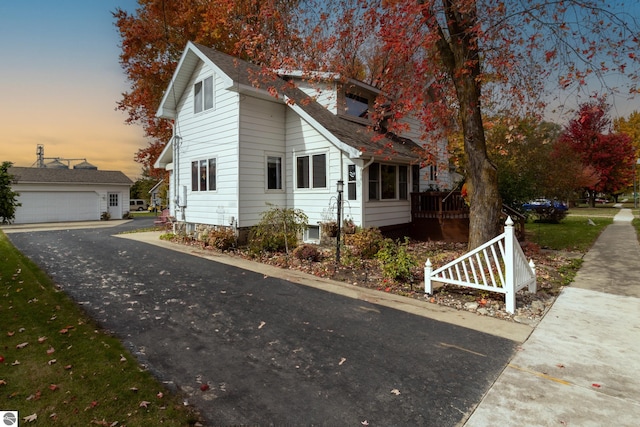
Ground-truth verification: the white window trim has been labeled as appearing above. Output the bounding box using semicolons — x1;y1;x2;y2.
191;157;218;192
367;162;409;201
265;153;285;192
194;75;215;114
294;151;328;191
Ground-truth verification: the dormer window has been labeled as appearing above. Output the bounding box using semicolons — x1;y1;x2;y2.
194;76;214;113
345;93;369;118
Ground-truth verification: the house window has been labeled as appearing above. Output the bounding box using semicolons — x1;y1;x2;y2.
194;76;214;113
345;93;369;118
304;225;320;242
296;153;326;189
369;162;379;200
368;162;409;200
347;164;356;200
399;165;408;200
109;193;118;207
267;156;282;190
191;158;216;191
381;164;396;199
429;163;438;181
412;165;420;193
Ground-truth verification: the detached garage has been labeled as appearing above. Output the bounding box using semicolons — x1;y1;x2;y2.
9;167;133;224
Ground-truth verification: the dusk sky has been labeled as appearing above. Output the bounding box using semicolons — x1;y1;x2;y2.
0;1;144;179
1;1;638;181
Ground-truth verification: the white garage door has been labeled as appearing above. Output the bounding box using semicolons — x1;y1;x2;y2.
14;192;100;224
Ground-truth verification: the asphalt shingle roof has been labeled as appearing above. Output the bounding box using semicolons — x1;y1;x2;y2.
191;43;422;162
9;167;133;185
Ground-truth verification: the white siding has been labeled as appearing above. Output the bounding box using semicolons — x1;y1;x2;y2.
362;164;412;228
291;79;338;114
172;62;240;226
238;96;287;226
397;114;455;190
285;111;358;226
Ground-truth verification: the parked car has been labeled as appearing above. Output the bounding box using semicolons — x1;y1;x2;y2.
522;199;568;223
129;199;149;211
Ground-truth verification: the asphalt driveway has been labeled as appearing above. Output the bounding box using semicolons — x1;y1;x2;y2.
5;218;518;425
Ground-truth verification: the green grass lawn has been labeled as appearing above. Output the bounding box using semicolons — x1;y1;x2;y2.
525;207;616;252
0;231;201;426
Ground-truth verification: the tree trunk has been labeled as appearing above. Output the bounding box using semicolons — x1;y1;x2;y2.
435;0;502;248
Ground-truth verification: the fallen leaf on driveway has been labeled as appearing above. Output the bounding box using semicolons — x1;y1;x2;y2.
339;358;347;366
391;389;401;395
258;321;266;329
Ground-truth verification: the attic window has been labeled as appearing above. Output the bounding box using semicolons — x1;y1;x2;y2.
345;93;369;118
194;76;214;113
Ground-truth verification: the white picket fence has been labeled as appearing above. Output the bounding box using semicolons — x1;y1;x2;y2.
424;217;536;314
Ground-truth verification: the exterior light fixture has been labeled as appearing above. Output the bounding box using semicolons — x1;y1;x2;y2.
336;180;344;264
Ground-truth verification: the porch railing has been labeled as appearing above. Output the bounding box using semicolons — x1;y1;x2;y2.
424;217;536;314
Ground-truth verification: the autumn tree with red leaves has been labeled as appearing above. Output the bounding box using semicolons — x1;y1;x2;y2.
558;100;635;205
115;0;639;246
113;0;302;178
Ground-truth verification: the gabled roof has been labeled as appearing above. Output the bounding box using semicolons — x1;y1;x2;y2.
9;167;133;185
156;42;422;163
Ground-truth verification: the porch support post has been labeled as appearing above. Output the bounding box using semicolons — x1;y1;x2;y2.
424;259;433;294
504;216;516;314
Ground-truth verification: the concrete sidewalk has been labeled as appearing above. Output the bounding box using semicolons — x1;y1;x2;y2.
464;208;640;426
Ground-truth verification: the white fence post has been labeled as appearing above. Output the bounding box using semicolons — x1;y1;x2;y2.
424;259;433;294
528;259;537;293
504;216;516;314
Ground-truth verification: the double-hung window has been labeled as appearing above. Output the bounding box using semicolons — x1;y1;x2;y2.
194;76;214;113
296;153;326;189
191;158;216;191
368;162;409;200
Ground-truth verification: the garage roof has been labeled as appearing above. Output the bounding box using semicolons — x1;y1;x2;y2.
9;167;133;185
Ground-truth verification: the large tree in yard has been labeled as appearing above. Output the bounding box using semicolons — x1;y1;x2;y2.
115;0;639;247
559;100;636;204
113;0;302;178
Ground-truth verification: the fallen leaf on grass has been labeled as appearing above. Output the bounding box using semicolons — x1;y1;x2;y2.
119;354;127;363
11;360;20;366
0;379;6;386
16;342;28;349
23;413;37;423
139;401;151;408
157;392;164;399
47;347;55;354
49;384;59;391
38;336;47;343
7;331;15;337
47;359;57;365
64;364;72;370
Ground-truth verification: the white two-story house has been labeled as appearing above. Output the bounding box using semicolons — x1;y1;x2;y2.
154;42;454;242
